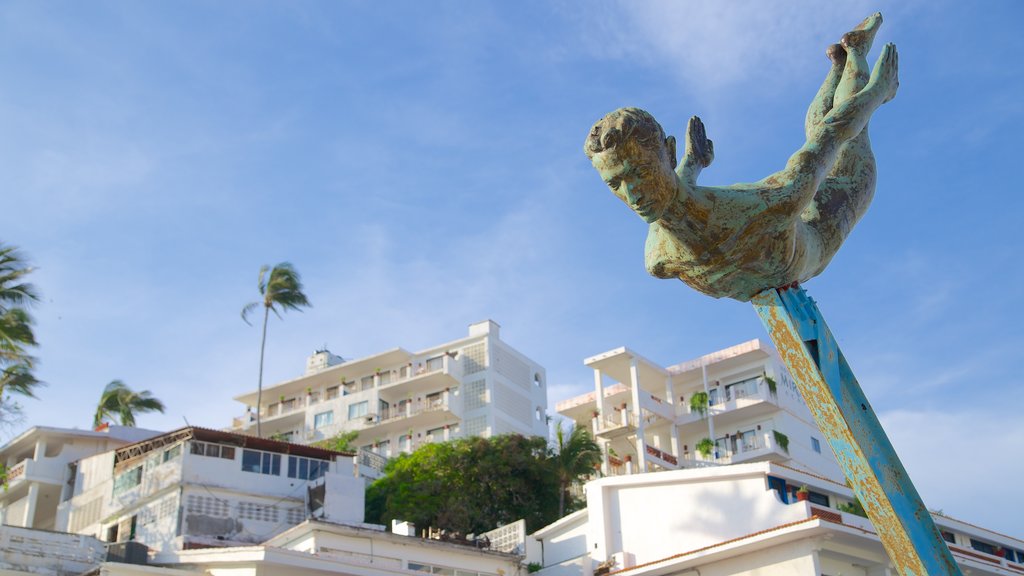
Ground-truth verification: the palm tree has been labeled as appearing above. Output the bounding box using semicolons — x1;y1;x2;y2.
550;420;603;517
0;243;42;403
241;263;311;437
93;380;166;428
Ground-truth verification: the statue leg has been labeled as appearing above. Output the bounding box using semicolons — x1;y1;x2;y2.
760;43;897;218
801;14;885;273
805;44;846;140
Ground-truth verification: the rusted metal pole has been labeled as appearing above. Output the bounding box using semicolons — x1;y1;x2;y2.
752;284;962;576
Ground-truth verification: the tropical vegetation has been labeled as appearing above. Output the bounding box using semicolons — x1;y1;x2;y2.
313;430;360;453
241;262;311;437
366;434;567;534
551;421;602;517
93;380;166;427
696;437;715;458
0;243;42;409
689;391;708;418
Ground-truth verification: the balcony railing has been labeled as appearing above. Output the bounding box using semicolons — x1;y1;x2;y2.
379;395;450;423
644;443;678;467
358;448;388;473
709;378;768;406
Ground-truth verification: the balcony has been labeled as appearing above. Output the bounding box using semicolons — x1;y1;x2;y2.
377;355;462;401
595;411;637;440
687;429;789;466
373;394;458;436
643;443;679;470
675;378;779;432
5;457;65;488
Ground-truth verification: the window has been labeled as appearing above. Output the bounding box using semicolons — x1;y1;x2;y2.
534;373;542;387
314;411;334;429
806;489;829;507
191;442;235;460
970;539;997;555
811;437;822;453
241;450;281;476
348;401;368;420
287;455;330;480
325;385;340;400
163;444;182;462
941;530;956;544
112;466;142;495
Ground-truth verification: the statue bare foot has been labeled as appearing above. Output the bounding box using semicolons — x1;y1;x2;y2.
865;43;899;104
841;12;882;55
826;43;846;65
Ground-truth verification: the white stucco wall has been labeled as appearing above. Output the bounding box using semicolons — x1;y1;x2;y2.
586;468;808;566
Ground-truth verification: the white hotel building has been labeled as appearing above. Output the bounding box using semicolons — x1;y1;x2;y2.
229;320;548;467
557;339;842;480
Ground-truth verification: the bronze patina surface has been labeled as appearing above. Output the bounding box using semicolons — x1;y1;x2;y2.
585;13;897;301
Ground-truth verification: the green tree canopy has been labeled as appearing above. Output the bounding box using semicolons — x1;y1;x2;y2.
93;380;166;428
241;262;311;437
0;243;42;404
366;434;562;534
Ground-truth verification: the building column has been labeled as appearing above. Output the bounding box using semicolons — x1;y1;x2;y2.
629;357;646;473
23;483;40;528
33;439;47;460
666;376;680;459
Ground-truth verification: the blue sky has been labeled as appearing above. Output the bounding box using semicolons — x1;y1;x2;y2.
2;1;1022;535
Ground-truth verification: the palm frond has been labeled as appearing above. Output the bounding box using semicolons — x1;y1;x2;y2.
240;301;260;325
1;362;43;398
94;380;164;427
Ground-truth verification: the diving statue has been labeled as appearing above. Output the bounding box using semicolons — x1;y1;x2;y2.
585;13;898;301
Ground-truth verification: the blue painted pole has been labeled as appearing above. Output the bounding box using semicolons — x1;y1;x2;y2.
752;285;962;576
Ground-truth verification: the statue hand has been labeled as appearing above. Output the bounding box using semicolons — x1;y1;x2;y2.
678;116;714;185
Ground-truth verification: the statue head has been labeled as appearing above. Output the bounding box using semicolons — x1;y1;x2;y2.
585;108;678;223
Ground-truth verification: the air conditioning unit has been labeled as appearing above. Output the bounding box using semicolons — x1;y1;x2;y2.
425;434;435;443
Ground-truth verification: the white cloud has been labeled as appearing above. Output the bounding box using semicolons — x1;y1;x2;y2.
578;0;889;96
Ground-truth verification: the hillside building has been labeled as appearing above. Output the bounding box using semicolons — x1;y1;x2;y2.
556;339;842;480
229;320;548;473
526;461;1024;575
0;425;161;531
54;427;364;554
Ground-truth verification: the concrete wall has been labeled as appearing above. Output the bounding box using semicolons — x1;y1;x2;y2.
311;528;522;575
530;512;589;570
586;469;808;566
688;538;821;576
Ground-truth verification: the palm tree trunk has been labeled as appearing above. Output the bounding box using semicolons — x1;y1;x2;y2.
559;481;566;518
256;306;269;437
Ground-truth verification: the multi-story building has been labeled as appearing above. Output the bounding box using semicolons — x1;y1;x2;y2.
556;339;842;480
55;426;365;553
0;425;161;530
230;320;548;465
526;461;1024;575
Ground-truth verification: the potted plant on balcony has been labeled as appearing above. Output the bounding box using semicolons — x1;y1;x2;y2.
796;485;810;502
773;430;790;454
763;372;778;398
689;392;709;418
696;437;714;459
